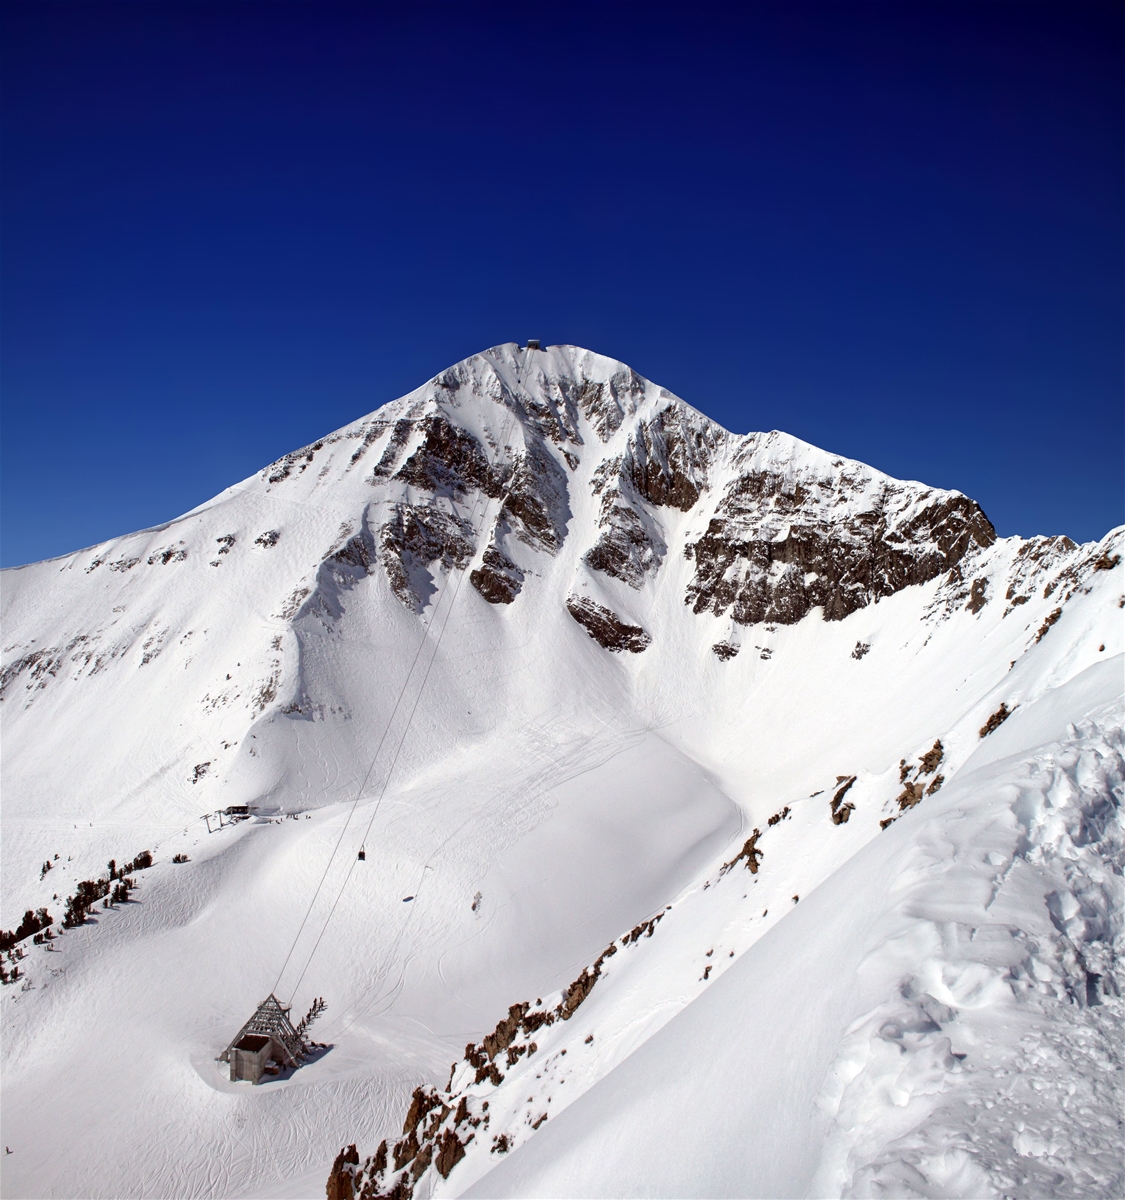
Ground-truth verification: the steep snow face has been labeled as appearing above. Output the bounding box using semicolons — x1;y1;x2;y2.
459;662;1124;1200
1;344;1121;1200
0;341;1078;829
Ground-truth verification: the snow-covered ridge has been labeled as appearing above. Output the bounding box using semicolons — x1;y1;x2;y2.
458;662;1124;1200
0;342;1078;690
1;345;1121;1200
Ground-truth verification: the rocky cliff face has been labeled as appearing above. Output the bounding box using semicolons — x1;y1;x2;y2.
681;434;997;626
0;344;1090;728
275;345;997;641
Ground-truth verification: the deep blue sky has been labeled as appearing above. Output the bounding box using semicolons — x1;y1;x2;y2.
2;1;1121;567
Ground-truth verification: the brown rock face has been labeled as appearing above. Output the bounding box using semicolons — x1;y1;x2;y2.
280;352;1012;652
403;1087;442;1135
379;507;476;612
720;830;763;875
830;776;857;824
481;1003;531;1062
979;703;1014;738
469;546;523;604
494;443;572;555
565;595;651;653
685;465;996;627
918;741;944;775
584;406;719;589
568;369;649;442
326;1144;359;1200
625;406;718;512
584;484;667;589
367;403;573;611
469;440;572;605
966;577;989;614
368;419;414;480
394;415;504;501
434;1130;467;1179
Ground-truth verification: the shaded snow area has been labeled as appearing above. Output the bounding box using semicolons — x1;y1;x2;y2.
1;344;1122;1199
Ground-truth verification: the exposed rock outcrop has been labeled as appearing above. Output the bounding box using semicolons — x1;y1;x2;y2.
568;368;649;442
584;406;720;588
720;829;762;875
331;908;668;1200
469;544;524;605
394;415;505;501
624;405;720;512
359;403;572;611
378;507;477;612
980;703;1014;738
684;440;997;627
566;595;651;653
830;776;857;825
584;458;668;589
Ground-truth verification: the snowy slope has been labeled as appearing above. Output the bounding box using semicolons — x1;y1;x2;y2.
1;344;1121;1200
462;660;1123;1200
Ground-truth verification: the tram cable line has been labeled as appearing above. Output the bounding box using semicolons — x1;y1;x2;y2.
268;350;534;1008
317;722;576;1039
267;458;497;996
323;710;656;1043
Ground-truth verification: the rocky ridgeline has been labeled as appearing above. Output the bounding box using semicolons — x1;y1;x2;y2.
683;435;998;626
326;911;667;1200
275;350;1007;653
5;349;1118;710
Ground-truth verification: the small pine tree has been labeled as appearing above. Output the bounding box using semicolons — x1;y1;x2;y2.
63;896;88;929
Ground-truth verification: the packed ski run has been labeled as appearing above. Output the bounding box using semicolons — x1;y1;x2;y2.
1;344;1121;1200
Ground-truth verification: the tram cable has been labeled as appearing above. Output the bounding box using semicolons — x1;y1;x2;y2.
267;347;534;1006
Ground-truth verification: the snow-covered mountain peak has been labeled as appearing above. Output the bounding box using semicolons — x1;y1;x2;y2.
1;344;1121;1200
225;343;999;637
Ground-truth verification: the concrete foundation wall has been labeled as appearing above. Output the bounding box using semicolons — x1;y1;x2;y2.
230;1037;273;1084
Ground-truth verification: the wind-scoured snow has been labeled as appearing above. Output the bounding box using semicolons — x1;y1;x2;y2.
1;344;1121;1200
